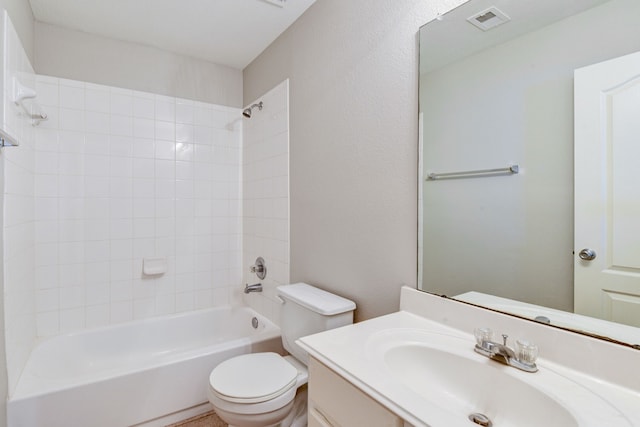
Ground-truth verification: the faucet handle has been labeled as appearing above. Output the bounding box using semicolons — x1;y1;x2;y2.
515;339;539;365
474;328;494;347
249;257;267;280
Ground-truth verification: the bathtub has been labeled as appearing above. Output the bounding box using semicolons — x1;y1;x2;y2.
7;306;282;427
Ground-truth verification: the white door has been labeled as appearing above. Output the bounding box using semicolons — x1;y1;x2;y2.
574;51;640;327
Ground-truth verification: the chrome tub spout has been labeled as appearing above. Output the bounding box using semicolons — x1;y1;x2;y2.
244;283;263;294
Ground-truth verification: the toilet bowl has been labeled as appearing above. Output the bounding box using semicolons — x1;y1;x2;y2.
207;283;356;427
208;353;307;427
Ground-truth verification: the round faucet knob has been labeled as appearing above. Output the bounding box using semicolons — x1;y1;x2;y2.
474;328;493;346
516;340;539;365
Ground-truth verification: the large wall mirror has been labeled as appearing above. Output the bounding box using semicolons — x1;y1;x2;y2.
418;0;640;347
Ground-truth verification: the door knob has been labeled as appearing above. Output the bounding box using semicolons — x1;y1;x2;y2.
578;248;596;261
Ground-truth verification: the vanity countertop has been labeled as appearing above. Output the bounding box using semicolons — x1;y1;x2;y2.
297;288;640;427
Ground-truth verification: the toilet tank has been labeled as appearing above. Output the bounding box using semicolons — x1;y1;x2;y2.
277;283;356;365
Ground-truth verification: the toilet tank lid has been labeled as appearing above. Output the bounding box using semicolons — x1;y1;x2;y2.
277;283;356;315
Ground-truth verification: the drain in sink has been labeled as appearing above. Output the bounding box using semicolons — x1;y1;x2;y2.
469;413;492;426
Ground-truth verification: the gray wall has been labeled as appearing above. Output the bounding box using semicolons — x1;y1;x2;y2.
0;159;5;427
34;22;243;107
243;0;465;321
0;0;33;62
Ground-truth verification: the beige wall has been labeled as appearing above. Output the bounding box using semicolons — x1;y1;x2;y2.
0;160;6;427
34;22;243;107
243;0;466;321
0;0;33;62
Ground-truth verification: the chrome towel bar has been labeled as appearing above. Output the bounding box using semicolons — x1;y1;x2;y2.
427;164;519;180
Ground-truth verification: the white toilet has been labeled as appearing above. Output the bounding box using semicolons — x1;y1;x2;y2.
207;283;356;427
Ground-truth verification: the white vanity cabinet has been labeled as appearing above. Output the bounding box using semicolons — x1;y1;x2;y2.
308;357;404;427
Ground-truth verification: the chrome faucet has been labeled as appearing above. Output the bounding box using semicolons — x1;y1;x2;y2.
474;329;538;373
250;257;267;280
244;283;263;294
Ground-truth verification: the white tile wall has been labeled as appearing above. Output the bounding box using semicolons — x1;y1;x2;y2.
32;76;243;336
242;80;290;325
0;12;291;405
2;33;289;396
1;11;37;396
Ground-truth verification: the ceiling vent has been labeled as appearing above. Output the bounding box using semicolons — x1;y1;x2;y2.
467;6;510;31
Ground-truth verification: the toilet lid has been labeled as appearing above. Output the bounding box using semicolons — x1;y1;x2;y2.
209;352;298;404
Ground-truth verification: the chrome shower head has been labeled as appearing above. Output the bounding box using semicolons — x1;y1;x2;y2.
242;101;263;118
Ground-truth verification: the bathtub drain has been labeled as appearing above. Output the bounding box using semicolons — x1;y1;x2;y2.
251;317;259;329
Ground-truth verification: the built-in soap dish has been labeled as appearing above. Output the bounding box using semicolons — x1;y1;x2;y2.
143;257;168;276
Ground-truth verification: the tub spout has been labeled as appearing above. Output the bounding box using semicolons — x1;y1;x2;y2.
244;283;263;294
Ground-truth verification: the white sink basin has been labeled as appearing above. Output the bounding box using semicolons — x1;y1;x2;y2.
366;328;630;427
385;344;576;427
298;303;640;427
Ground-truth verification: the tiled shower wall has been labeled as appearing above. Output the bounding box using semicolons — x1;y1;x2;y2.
242;80;289;325
2;13;37;396
32;76;243;337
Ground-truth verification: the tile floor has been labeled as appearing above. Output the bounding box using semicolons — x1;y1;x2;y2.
166;411;227;427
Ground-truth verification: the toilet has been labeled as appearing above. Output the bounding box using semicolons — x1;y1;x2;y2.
207;283;356;427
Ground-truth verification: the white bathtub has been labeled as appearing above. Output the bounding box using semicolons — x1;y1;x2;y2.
7;306;282;427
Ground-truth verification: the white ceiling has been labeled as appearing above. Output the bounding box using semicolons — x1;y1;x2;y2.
28;0;316;70
420;0;610;73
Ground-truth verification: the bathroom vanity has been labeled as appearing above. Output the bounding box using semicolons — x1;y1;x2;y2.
308;358;402;427
299;287;640;427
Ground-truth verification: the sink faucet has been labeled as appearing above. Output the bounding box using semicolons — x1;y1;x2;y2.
474;329;538;373
244;283;263;294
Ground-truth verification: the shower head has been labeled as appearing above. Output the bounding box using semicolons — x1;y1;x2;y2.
242;101;263;118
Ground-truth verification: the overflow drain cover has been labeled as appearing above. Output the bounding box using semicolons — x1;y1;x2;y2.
469;413;492;427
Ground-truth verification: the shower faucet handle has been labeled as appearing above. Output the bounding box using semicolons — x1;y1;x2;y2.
250;257;267;280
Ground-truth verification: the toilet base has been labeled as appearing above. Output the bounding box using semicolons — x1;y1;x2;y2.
215;386;307;427
277;386;307;427
214;400;292;427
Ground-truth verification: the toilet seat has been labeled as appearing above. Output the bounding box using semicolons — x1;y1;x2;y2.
209;353;304;416
210;352;298;403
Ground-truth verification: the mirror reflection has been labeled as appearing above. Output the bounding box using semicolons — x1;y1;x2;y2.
418;0;640;347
